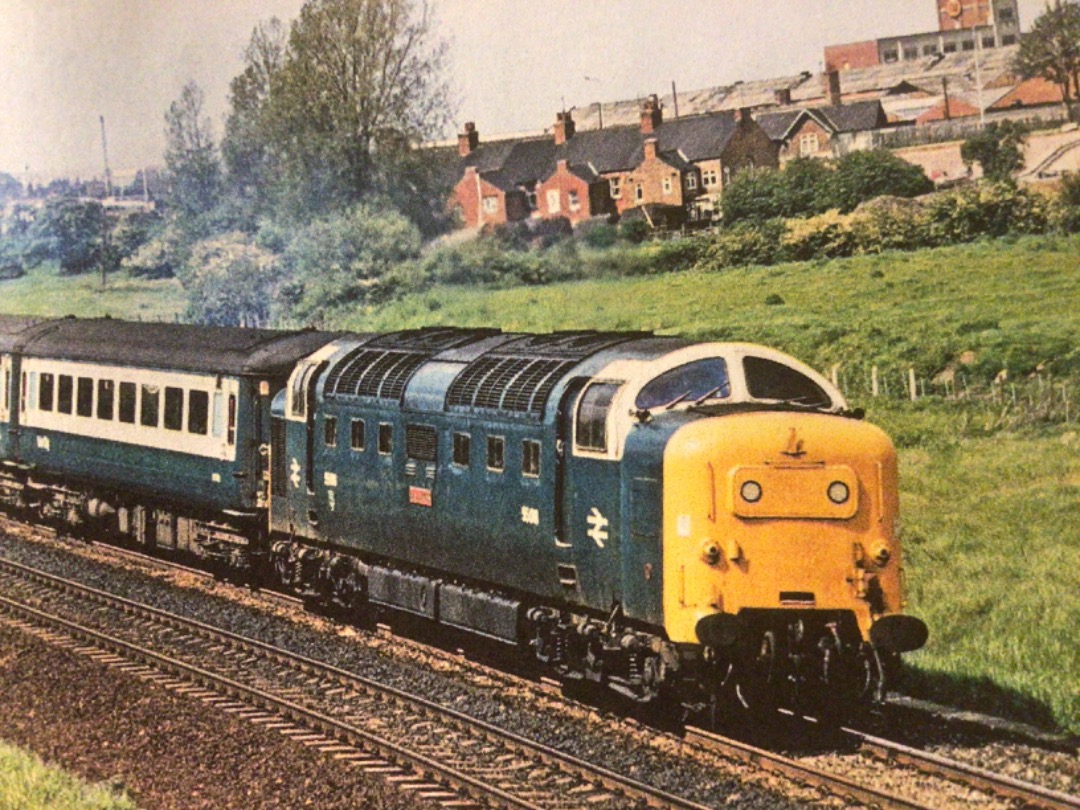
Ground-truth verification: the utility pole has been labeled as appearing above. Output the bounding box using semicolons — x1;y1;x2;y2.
99;114;113;289
99;115;113;198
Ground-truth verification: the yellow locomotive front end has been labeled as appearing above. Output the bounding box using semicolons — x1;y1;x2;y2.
660;373;926;715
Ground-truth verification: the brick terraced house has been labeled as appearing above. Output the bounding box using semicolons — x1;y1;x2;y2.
448;95;778;229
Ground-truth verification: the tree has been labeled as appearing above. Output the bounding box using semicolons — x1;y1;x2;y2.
827;150;933;212
961;121;1027;182
164;81;223;225
252;0;452;220
182;233;283;326
23;199;107;275
0;171;22;200
1013;0;1080;103
719;167;788;224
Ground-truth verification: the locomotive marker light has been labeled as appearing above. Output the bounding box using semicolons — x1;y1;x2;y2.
827;480;850;505
740;480;763;503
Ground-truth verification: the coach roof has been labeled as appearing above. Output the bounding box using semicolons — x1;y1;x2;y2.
13;316;339;376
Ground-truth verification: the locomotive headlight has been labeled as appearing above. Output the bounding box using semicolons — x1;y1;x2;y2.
827;480;850;505
740;480;763;503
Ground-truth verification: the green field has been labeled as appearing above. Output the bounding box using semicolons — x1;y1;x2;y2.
1;235;1077;733
0;741;135;810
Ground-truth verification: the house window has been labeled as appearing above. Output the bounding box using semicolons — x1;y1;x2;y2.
482;196;498;215
923;44;938;56
486;435;505;472
119;382;136;424
453;432;471;466
378;423;393;455
568;190;580;212
1002;34;1016;45
685;173;698;191
324;415;337;447
662;177;673;195
943;41;957;53
526;189;538;209
883;49;899;62
799;133;820;156
164;386;184;431
702;169;718;187
546;189;561;213
188;390;209;435
39;373;54;412
609;177;621;199
982;35;995;48
522;440;541;477
97;380;115;420
635;184;643;201
350;419;365;450
903;46;918;60
998;6;1014;20
962;39;975;51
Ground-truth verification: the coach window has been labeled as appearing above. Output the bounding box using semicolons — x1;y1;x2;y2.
77;377;94;417
39;373;55;412
119;382;137;423
486;436;505;472
227;394;237;445
188;390;209;435
164;386;184;431
350;419;365;450
576;381;621;453
57;375;74;415
141;384;160;427
378;423;393;455
97;380;115;420
324;415;337;447
522;440;541;478
452;432;471;467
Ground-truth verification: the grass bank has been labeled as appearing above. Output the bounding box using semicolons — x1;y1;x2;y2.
0;741;135;810
0;263;184;322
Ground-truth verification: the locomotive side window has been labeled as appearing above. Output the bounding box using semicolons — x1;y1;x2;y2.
77;377;94;417
350;419;365;450
188;390;209;435
97;380;115;420
164;386;184;430
141;384;160;427
39;373;55;412
487;436;505;472
378;423;393;455
743;356;831;408
324;416;337;447
635;359;730;410
576;381;621;453
522;440;541;478
119;382;137;424
452;432;470;467
57;375;73;414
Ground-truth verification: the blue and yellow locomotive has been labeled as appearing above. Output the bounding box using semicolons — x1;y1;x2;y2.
0;316;926;715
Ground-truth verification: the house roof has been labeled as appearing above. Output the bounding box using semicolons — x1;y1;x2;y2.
756;100;887;141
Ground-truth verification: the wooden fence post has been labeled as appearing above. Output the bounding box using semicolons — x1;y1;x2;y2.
871;366;879;398
909;368;918;402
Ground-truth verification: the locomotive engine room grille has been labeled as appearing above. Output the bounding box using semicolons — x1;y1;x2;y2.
325;349;429;401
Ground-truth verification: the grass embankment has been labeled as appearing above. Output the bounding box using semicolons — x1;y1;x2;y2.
0;741;135;810
0;263;184;322
1;235;1077;733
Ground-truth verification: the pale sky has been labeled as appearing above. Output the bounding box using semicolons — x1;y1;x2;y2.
0;0;1047;182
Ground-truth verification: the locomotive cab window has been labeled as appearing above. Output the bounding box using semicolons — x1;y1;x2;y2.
635;358;730;410
743;356;831;409
576;381;621;453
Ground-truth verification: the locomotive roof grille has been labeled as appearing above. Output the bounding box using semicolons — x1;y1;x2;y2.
366;327;497;352
446;356;578;417
325;348;430;401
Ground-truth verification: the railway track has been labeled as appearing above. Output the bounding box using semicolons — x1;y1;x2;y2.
0;556;712;810
3;525;1077;810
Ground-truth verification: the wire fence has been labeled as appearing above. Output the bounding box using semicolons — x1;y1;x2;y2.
834;365;1074;424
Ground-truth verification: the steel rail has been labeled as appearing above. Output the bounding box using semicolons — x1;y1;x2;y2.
0;557;714;810
846;727;1080;810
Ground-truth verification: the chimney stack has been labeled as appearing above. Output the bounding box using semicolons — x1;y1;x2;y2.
458;121;479;157
735;107;754;125
640;94;663;134
554;111;576;145
774;87;792;106
643;137;659;161
824;70;843;106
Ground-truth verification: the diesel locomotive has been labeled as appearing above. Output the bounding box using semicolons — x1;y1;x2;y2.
0;315;927;716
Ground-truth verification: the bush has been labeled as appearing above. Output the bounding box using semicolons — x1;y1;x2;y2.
829;149;933;213
960;121;1027;182
781;210;856;261
618;218;650;244
1052;172;1080;233
576;220;618;249
121;224;188;278
182;232;282;326
850;196;935;253
638;238;709;274
926;182;1050;243
719;167;787;223
701;219;785;269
